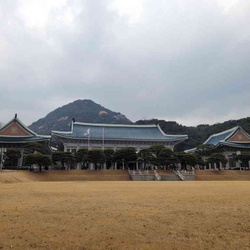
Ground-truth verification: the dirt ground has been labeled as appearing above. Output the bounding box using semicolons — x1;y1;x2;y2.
0;181;249;250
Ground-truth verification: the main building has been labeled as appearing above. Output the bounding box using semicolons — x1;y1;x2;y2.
52;120;188;153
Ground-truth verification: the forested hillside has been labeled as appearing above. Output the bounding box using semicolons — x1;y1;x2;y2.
29;100;132;135
28;98;250;151
136;117;250;151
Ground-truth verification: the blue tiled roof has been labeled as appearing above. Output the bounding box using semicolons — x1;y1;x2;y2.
0;136;49;142
52;123;188;141
204;127;237;145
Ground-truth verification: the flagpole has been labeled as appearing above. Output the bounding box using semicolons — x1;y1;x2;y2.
88;134;90;150
102;127;105;151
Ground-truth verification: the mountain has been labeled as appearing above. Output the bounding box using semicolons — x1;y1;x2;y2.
136;117;250;151
29;99;250;151
29;99;132;135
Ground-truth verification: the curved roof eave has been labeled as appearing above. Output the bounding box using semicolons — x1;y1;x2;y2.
204;126;238;145
156;124;188;138
0;116;51;139
52;133;186;142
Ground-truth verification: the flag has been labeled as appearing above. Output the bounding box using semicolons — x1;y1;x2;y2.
84;128;90;136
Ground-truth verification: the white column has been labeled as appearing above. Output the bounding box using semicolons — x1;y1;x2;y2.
236;161;241;170
209;163;212;170
17;149;24;168
220;162;223;170
77;163;81;170
90;163;94;170
136;162;138;170
115;162;117;170
103;163;107;170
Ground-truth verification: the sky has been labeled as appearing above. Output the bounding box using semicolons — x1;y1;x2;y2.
0;0;250;126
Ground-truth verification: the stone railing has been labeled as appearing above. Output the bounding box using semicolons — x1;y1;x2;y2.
173;170;185;181
154;170;161;181
180;170;195;175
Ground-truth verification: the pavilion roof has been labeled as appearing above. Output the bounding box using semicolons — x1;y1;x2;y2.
0;115;50;144
185;126;250;153
52;122;188;141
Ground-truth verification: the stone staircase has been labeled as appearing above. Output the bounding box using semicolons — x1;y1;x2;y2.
156;170;181;181
128;170;156;181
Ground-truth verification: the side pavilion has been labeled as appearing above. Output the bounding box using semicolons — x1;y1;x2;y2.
0;114;51;169
185;126;250;169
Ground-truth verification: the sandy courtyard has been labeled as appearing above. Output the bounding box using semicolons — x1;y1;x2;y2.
0;181;249;250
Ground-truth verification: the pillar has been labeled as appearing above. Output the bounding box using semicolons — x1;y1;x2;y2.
17;149;24;168
90;163;94;170
77;163;81;170
209;163;212;170
136;162;138;171
103;163;107;170
213;163;217;170
236;161;241;170
115;162;117;170
219;162;223;170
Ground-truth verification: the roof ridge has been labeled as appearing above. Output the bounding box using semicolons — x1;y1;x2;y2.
204;126;238;144
73;122;158;128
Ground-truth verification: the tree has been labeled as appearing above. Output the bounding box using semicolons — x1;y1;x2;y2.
138;148;153;169
176;152;199;170
113;148;137;169
234;153;250;170
75;149;88;169
25;154;52;171
207;153;227;170
104;149;115;169
193;154;206;169
87;150;106;169
158;148;177;169
52;152;74;170
4;149;21;166
196;144;215;156
148;144;176;169
24;142;48;154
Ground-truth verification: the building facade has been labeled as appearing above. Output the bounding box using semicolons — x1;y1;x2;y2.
185;126;250;169
0;115;51;168
52;121;188;153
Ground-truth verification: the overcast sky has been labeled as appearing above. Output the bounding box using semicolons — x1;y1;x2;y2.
1;0;250;126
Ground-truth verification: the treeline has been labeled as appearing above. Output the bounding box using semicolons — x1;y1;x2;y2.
3;142;250;171
136;117;250;151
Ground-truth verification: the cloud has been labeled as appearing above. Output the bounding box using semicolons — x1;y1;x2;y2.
0;0;250;126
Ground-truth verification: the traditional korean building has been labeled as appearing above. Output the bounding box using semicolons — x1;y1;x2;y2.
185;126;250;169
0;114;51;168
52;121;188;153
